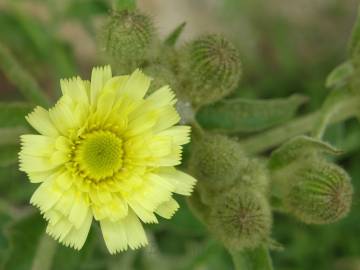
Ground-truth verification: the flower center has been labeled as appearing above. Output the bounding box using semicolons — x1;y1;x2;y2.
75;130;124;180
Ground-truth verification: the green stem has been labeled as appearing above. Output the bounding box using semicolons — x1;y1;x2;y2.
240;96;359;154
0;43;49;107
230;246;273;270
31;234;57;270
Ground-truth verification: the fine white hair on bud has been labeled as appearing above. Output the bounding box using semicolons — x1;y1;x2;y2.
209;187;272;250
284;160;353;224
179;34;242;107
101;9;155;72
189;133;246;192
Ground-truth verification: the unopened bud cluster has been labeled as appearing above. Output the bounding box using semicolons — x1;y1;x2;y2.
189;133;272;251
100;10;242;106
98;5;355;258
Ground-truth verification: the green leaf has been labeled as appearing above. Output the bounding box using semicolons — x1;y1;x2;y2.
115;0;136;11
164;22;186;47
269;135;343;170
197;95;307;133
0;102;32;128
3;213;46;270
349;4;360;57
325;61;354;89
230;246;273;270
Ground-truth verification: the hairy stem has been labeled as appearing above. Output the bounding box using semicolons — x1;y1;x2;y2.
240;96;359;154
231;246;273;270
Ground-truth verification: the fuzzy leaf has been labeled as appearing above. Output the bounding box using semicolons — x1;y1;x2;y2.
164;22;186;46
0;102;32;128
269;135;343;170
197;95;307;133
325;61;354;89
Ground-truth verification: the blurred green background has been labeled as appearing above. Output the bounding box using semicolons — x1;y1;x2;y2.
0;0;360;269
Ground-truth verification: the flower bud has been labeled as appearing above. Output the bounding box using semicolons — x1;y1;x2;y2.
101;10;155;72
285;160;353;224
209;188;272;250
188;133;246;192
180;35;242;107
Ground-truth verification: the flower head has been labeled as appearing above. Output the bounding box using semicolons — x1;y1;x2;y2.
19;66;196;253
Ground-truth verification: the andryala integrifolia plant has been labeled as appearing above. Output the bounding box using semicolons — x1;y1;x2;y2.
5;1;360;269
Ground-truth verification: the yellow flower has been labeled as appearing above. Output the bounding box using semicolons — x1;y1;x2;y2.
19;66;196;253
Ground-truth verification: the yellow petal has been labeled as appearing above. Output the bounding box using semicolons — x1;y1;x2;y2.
157;126;191;145
26;106;59;137
54;188;76;216
62;210;92;250
20;135;55;157
122;210;148;250
147;85;176;106
19;154;58;172
27;168;58;183
100;218;128;253
30;179;62;212
60;76;89;105
152;106;180;132
90;65;112;104
130;173;174;212
68;193;90;229
125;111;157;137
46;217;72;242
49;98;77;135
156;167;197;196
155;198;179;219
128;198;158;224
120;69;151;101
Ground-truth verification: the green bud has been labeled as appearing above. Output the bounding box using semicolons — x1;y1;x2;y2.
209;188;272;250
285;160;353;224
180;35;242;107
101;9;155;72
189;133;246;192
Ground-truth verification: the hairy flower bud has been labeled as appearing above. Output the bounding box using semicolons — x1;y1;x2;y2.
180;35;242;107
101;10;155;72
285;160;353;224
189;133;246;192
209;188;272;250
